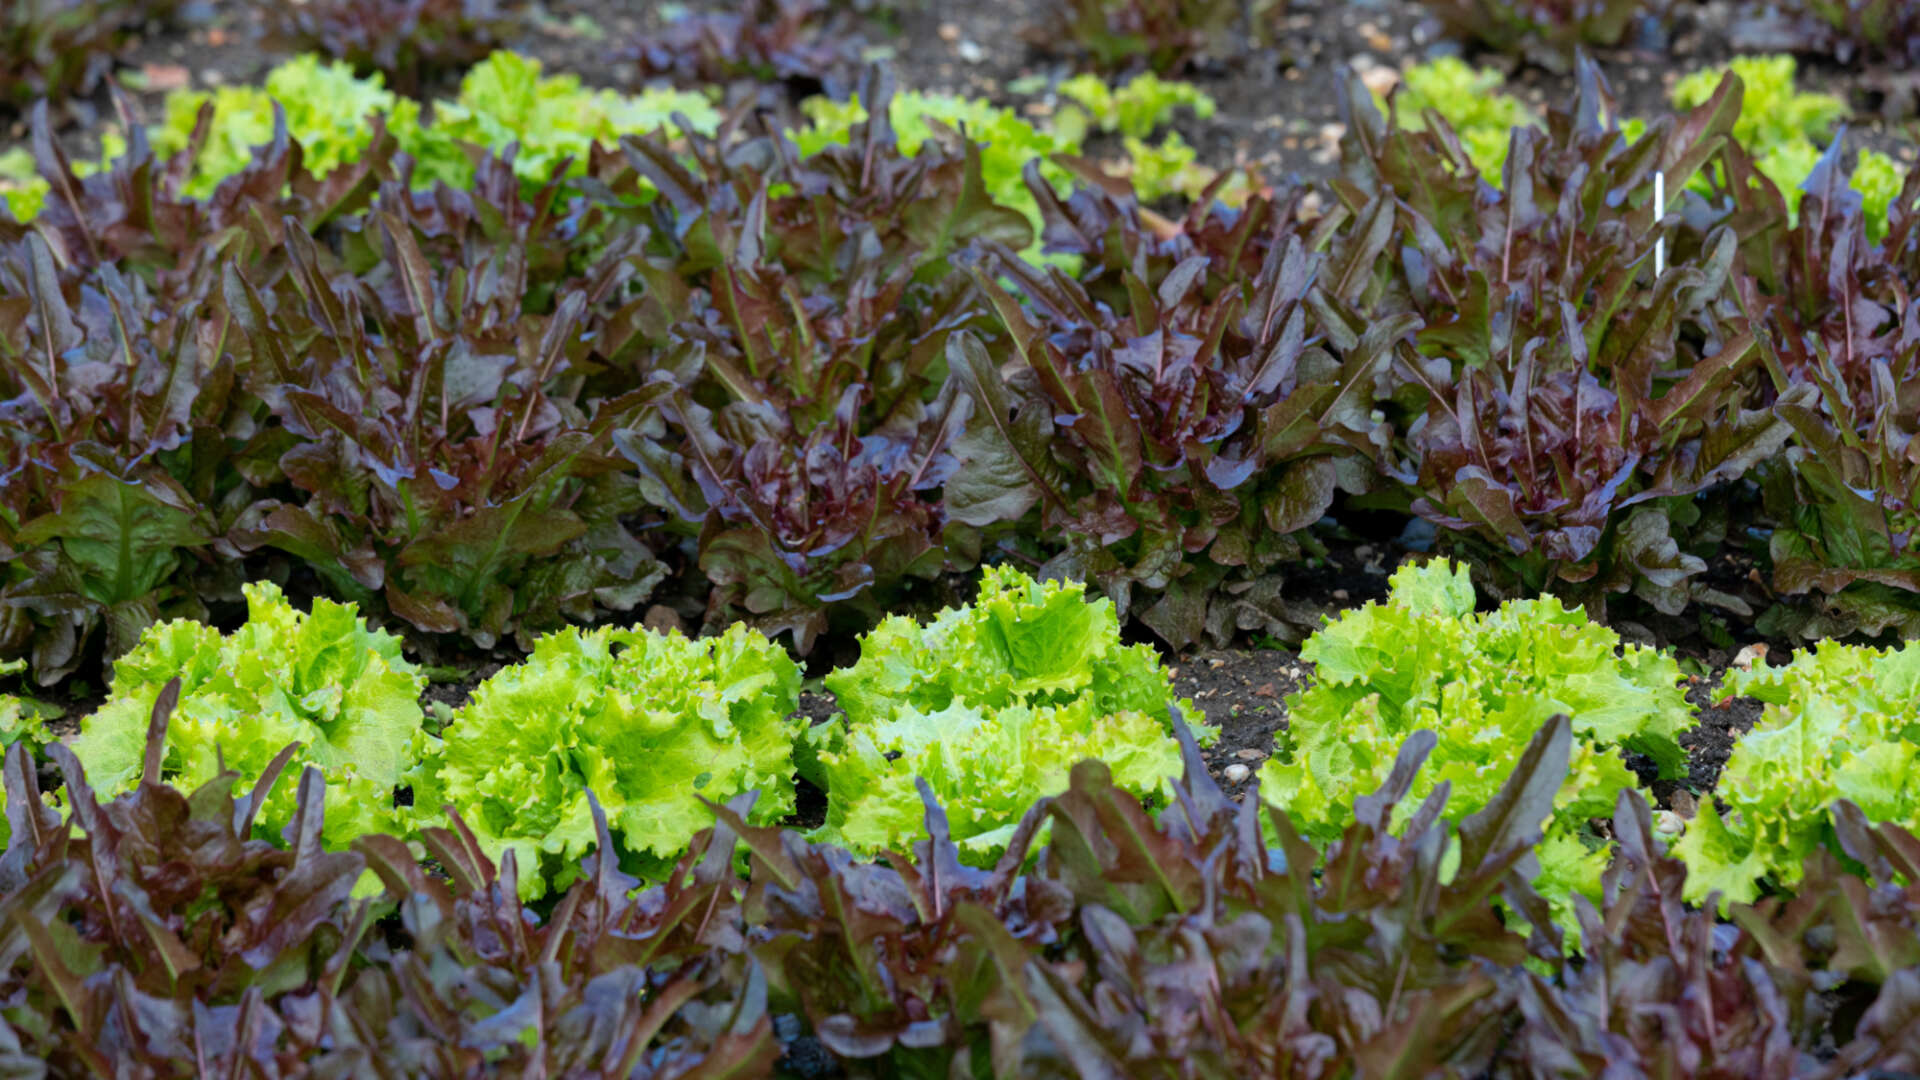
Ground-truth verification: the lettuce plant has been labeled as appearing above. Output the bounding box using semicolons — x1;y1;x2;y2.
70;582;426;846
1735;143;1920;639
1418;0;1667;71
258;0;529;92
415;50;718;189
814;564;1205;859
1049;0;1285;73
1772;0;1920;67
1674;642;1920;910
1053;72;1215;140
147;54;420;198
2;51;719;220
1347;62;1784;612
796;89;1078;248
407;622;804;899
0;659;46;758
1259;559;1692;903
0;0;176;108
1379;58;1537;177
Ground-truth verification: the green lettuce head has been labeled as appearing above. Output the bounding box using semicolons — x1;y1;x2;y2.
1674;641;1920;910
71;582;426;846
408;622;803;899
816;564;1205;860
1261;559;1693;913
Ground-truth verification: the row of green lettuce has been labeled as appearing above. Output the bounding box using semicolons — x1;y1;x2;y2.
1391;53;1910;237
4;566;1201;902
10;49;1898;243
4;557;1916;926
0;50;1228;246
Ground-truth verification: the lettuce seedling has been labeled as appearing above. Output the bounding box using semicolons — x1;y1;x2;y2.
407;622;804;898
814;564;1206;860
1260;559;1692;905
1675;641;1920;909
70;582;426;846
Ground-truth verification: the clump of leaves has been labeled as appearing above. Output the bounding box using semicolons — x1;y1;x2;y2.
255;0;529;93
609;71;1029;648
407;622;804;899
1665;53;1904;232
0;0;177;109
812;564;1205;859
1052;72;1249;204
620;0;869;101
1347;60;1789;614
69;582;426;846
1044;0;1287;73
1770;0;1920;67
228;167;669;647
1;732;777;1073
1418;0;1670;71
1381;57;1539;177
0;659;51;759
146;53;419;198
795;87;1079;252
1736;141;1920;638
948;159;1404;650
1052;71;1216;140
3;50;720;219
1676;639;1920;909
415;49;720;189
1000;715;1578;1074
1259;559;1690;913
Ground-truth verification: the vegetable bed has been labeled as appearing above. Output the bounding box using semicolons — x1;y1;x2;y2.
5;0;1920;1074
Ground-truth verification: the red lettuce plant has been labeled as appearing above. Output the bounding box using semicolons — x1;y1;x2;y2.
948;164;1403;649
1417;0;1672;71
0;0;179;109
255;0;529;92
619;0;868;102
1732;140;1920;638
606;71;1031;649
0;105;395;682
1348;60;1792;618
1768;0;1920;67
228;160;667;650
0;696;775;1075
1045;0;1286;73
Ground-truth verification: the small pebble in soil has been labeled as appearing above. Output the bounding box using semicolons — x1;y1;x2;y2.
1224;763;1251;784
1235;748;1266;761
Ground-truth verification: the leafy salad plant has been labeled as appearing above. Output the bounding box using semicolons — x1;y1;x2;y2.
795;78;1221;251
407;622;804;899
1674;640;1920;909
1418;0;1667;71
2;50;719;218
257;0;529;92
1259;559;1693;905
69;582;426;846
0;0;175;108
813;564;1206;859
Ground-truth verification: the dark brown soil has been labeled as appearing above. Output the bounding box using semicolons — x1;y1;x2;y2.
1172;646;1307;797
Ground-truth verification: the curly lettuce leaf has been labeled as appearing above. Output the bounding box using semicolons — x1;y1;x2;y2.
408;622;803;899
816;565;1204;860
1260;559;1690;909
421;50;717;188
4;50;719;222
1673;641;1920;910
70;582;425;846
1055;72;1216;140
1379;58;1539;178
